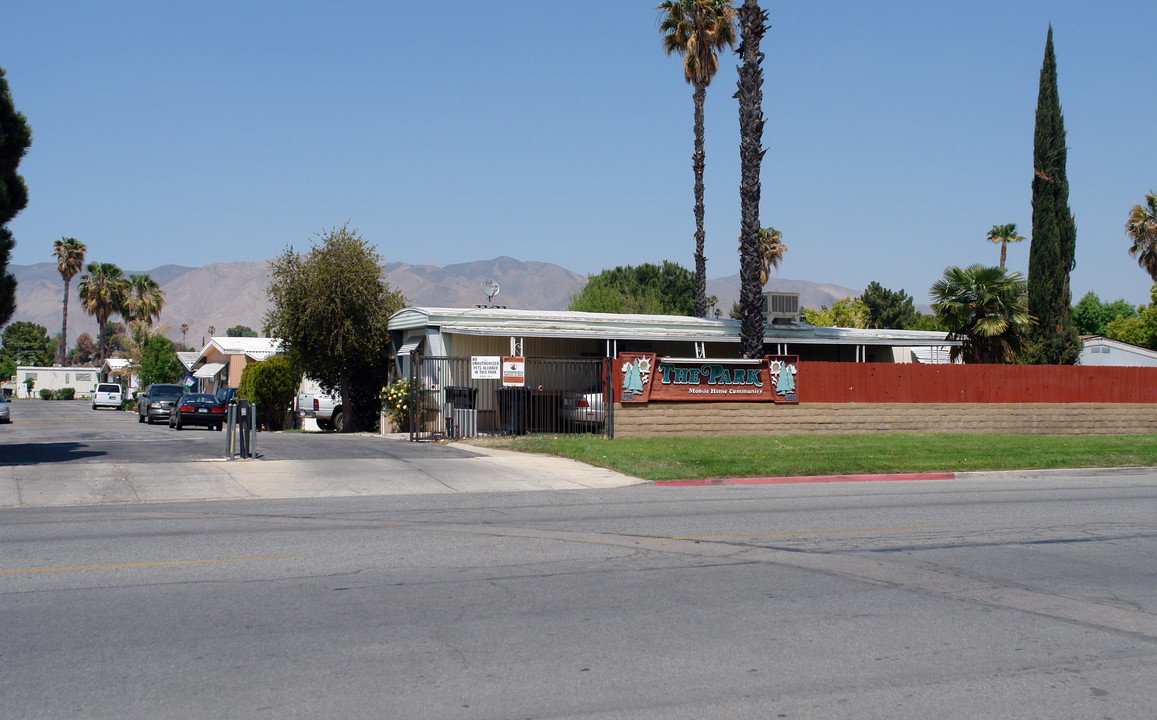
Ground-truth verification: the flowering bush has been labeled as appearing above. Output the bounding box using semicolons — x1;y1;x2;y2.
381;379;415;432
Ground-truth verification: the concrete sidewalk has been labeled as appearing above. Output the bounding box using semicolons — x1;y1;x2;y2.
0;443;644;508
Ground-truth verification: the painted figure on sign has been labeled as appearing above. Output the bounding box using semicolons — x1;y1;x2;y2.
622;359;644;397
775;363;796;396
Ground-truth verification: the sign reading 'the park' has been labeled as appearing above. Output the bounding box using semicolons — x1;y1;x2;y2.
615;353;798;404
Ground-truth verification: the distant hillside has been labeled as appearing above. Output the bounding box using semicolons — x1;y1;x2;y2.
7;258;874;351
707;274;861;316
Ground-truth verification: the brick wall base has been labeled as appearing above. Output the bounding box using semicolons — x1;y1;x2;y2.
612;403;1157;438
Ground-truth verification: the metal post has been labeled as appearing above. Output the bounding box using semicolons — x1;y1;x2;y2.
225;403;237;459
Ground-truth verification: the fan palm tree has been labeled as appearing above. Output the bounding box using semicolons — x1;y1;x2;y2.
735;0;767;358
53;237;86;365
77;262;128;363
659;0;737;317
1126;191;1157;282
123;274;165;326
755;226;785;286
930;264;1034;364
986;223;1024;270
180;323;189;348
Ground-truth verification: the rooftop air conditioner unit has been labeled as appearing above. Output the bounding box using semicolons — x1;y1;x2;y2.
762;291;800;324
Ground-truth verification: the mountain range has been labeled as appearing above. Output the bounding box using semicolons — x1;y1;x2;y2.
5;257;860;347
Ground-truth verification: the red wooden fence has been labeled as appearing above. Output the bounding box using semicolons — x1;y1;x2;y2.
797;362;1157;404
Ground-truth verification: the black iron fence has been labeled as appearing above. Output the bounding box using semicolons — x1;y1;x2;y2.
408;356;612;441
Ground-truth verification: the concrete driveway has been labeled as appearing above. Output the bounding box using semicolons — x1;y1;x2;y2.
0;400;641;507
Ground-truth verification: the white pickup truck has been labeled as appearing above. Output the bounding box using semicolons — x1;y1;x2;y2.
296;377;347;432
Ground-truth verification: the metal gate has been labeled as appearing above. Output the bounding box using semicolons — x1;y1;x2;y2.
408;356;612;441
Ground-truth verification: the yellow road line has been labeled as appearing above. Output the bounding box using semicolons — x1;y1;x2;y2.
646;526;935;541
0;556;286;575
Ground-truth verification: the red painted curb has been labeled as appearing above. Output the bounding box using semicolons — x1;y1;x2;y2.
655;472;956;487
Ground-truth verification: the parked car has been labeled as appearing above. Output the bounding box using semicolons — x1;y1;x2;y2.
0;395;10;424
168;393;227;431
137;383;186;424
558;386;606;429
92;382;124;411
215;386;237;405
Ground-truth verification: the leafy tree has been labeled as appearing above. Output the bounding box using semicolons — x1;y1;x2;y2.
1104;285;1157;349
0;66;32;328
53;237;86;365
736;0;768;358
237;355;298;430
931;264;1033;363
908;312;946;332
659;0;737;317
265;222;407;432
1071;291;1138;336
137;334;182;387
78;262;128;363
1024;28;1079;365
0;356;14;381
802;297;869;329
986;223;1024;270
226;325;258;337
569;262;695;315
123;274;164;326
1126;191;1157;282
861;281;917;329
1;321;52;366
71;332;96;365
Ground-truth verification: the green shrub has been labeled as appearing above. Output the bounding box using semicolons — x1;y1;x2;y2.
238;356;298;430
39;388;55;400
57;387;76;401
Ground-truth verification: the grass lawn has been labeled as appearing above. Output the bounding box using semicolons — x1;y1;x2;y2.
479;434;1157;482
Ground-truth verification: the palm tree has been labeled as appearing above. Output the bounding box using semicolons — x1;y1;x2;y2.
986;223;1024;270
77;262;128;363
53;237;86;365
930;264;1034;364
754;226;785;286
180;323;189;348
1126;191;1157;282
123;274;165;326
735;0;767;359
659;0;737;317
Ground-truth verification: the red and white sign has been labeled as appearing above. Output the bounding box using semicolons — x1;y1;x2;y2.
502;356;525;387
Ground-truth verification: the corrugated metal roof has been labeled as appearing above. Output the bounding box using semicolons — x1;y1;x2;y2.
387;307;960;347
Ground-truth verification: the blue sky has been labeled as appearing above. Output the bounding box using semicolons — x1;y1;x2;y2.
5;1;1156;306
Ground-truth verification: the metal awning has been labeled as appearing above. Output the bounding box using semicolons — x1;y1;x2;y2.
193;362;227;379
396;337;423;356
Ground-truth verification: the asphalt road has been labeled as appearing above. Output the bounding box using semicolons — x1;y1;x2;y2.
1;405;1155;720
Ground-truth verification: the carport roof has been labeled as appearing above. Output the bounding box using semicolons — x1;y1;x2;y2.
387;307;960;348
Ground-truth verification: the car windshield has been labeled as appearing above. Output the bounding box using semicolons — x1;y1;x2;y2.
182;394;217;403
150;385;185;396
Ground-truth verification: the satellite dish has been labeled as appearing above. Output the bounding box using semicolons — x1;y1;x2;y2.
481;279;500;302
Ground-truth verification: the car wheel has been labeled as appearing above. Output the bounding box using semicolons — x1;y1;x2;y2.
216;424;223;431
174;415;182;430
138;412;145;423
332;411;347;433
92;403;97;411
317;419;332;432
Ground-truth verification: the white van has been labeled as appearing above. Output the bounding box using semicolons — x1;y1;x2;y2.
92;383;123;410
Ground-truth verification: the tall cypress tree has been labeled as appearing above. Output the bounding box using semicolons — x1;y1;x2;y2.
1025;27;1079;365
0;66;33;328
